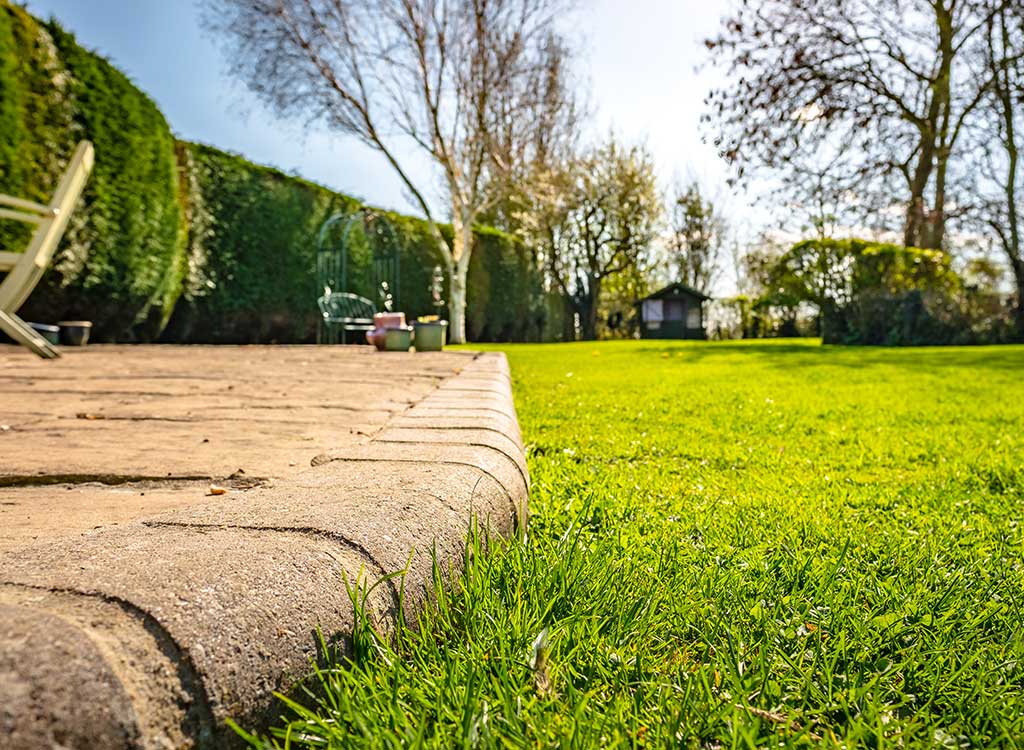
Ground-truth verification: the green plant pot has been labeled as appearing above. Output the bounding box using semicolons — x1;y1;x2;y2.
384;326;413;352
413;321;447;352
29;322;60;346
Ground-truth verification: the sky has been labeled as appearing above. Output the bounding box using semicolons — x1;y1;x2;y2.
24;0;748;289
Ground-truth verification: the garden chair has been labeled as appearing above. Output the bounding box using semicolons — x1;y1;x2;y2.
0;141;94;358
317;287;376;344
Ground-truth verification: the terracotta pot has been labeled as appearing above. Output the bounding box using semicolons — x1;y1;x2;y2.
366;312;406;351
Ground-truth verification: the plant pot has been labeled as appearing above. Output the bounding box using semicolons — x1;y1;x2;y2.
384;326;413;352
58;321;92;347
413;320;447;351
366;312;406;351
29;322;60;346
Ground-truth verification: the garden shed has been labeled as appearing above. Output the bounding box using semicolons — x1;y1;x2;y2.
636;282;710;339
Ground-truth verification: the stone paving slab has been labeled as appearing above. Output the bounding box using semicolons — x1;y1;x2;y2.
0;344;527;749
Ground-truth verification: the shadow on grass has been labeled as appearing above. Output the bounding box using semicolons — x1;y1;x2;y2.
634;339;1024;372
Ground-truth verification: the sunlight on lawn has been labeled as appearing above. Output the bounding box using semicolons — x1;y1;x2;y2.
254;340;1024;749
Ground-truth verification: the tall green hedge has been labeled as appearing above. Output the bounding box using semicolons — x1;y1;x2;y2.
760;238;971;345
162;143;357;343
1;1;543;343
0;2;184;340
167;143;545;343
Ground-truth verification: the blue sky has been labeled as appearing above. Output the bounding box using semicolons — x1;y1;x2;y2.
25;0;738;223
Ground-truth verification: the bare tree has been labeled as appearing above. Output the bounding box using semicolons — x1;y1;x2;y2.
519;137;661;340
666;180;725;294
481;31;586;232
705;0;1016;250
204;0;574;343
976;2;1024;331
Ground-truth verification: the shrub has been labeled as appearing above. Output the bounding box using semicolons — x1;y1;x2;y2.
0;2;185;340
762;238;972;345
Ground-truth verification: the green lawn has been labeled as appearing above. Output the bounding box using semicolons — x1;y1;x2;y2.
247;340;1024;748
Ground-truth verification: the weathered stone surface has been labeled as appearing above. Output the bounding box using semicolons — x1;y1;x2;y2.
374;427;528;491
310;443;527;527
0;603;142;750
393;410;524;448
1;526;379;745
0;345;527;749
0;344;474;489
0;585;203;750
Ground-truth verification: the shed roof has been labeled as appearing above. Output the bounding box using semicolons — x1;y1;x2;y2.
637;282;712;303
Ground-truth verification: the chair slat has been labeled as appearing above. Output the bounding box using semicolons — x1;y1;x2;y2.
0;251;21;270
0;194;54;215
0;140;94;358
0;208;44;224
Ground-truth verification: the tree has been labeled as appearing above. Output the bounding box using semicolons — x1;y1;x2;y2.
976;2;1024;332
204;0;574;343
518;137;661;340
666;181;725;294
705;0;1015;250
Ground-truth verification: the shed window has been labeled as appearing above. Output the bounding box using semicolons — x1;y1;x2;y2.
642;299;663;322
687;306;700;328
665;300;684;321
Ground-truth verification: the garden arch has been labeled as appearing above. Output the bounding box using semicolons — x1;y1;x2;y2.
316;209;401;343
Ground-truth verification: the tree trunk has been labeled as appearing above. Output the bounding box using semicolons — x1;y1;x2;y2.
903;149;933;248
449;274;467;344
903;3;953;249
994;9;1023;336
925;5;955;250
1013;260;1024;336
447;217;474;344
578;278;600;340
561;295;576;341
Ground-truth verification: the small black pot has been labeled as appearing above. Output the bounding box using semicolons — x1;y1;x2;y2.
58;321;92;347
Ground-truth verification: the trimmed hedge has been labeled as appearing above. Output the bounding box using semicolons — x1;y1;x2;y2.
1;1;543;343
0;2;184;340
760;238;974;345
163;143;357;343
167;143;544;343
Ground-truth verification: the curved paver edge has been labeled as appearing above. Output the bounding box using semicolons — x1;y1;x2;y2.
0;351;526;749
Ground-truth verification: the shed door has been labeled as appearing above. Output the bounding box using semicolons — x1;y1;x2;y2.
665;300;684;321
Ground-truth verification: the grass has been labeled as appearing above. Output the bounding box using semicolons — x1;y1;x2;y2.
244;339;1024;748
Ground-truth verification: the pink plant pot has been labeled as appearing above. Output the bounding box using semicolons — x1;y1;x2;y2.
366;312;407;350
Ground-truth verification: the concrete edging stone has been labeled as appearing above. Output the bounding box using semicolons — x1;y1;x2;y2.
0;351;526;750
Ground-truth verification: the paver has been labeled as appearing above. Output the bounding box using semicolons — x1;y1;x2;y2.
0;344;527;749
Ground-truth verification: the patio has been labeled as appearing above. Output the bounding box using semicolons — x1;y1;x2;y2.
0;344;527;749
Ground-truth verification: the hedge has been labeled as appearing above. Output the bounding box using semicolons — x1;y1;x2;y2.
760;238;974;345
0;2;184;340
166;143;545;343
1;1;544;343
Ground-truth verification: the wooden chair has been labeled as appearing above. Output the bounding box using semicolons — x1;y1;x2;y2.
317;287;376;344
0;141;94;358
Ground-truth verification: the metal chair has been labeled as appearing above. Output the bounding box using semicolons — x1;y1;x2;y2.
0;141;94;358
317;287;376;344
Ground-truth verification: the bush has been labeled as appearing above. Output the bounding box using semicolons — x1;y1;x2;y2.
166;143;542;343
0;2;185;340
761;238;978;345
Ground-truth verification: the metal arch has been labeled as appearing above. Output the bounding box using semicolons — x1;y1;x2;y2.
316;208;402;343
